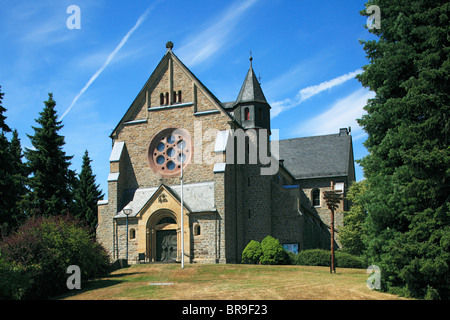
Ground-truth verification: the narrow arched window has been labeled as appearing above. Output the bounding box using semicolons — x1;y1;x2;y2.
160;93;164;105
244;108;250;121
173;91;177;104
165;92;169;105
129;228;136;240
194;224;201;236
257;108;262;122
312;189;320;207
178;90;182;103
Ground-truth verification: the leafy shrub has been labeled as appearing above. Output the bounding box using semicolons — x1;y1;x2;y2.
260;236;290;265
335;251;364;269
0;254;40;300
294;249;364;269
242;240;262;264
0;215;110;299
295;249;330;266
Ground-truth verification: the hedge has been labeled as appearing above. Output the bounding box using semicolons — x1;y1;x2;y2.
294;249;364;269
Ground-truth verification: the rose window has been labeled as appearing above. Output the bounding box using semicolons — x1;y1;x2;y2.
148;128;192;176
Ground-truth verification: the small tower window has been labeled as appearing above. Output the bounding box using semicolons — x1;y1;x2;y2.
258;108;262;122
312;189;320;207
244;108;250;121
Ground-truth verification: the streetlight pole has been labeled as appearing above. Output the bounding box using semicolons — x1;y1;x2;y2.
123;205;132;265
180;139;185;269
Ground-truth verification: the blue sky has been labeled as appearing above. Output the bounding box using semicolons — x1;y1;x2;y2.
0;0;376;196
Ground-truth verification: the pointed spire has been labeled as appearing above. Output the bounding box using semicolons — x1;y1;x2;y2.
235;54;267;105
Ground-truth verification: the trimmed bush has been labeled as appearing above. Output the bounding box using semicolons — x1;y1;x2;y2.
335;251;365;269
295;249;330;267
242;240;262;264
260;236;290;265
0;215;110;299
294;249;364;269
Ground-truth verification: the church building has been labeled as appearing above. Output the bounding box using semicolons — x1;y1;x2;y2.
97;42;355;264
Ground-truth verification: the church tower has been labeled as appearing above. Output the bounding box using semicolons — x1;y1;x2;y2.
233;56;271;131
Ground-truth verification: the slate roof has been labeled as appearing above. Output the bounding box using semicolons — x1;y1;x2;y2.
234;65;268;106
114;182;215;218
275;132;353;180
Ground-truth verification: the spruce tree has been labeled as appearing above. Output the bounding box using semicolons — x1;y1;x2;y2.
73;150;104;231
0;86;10;134
357;1;449;299
9;130;28;227
0;86;13;238
23;93;75;217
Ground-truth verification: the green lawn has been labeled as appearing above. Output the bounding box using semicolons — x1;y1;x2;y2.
59;263;407;300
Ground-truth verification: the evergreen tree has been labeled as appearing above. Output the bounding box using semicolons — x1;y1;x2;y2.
73;150;104;231
357;1;449;299
0;87;10;134
22;93;76;217
8;130;28;227
0;86;13;238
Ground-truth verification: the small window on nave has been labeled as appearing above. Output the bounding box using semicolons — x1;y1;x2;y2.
312;189;320;207
194;224;201;236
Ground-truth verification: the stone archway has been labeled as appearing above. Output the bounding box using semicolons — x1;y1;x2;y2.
146;209;180;262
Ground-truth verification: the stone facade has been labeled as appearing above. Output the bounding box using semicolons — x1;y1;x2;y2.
96;44;355;264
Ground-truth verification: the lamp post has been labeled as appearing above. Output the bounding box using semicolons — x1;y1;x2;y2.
123;205;132;264
180;139;185;269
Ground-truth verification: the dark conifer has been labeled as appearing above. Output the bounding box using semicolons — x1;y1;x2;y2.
22;93;75;217
73;150;104;231
357;0;449;299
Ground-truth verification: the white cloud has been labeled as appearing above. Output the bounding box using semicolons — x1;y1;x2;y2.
178;0;260;67
294;88;375;137
271;69;363;118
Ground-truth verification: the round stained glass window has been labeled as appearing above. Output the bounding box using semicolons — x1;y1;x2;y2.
148;128;192;177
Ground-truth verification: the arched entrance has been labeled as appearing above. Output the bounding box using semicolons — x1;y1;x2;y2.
146;210;180;262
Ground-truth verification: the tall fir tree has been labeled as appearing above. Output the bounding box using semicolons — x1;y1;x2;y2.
9;130;28;227
73;150;104;231
0;85;13;238
23;93;76;217
357;1;449;299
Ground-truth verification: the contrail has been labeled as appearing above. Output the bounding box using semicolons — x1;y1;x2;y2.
59;4;156;121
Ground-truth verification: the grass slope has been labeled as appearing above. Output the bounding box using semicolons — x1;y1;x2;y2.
59;264;407;300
